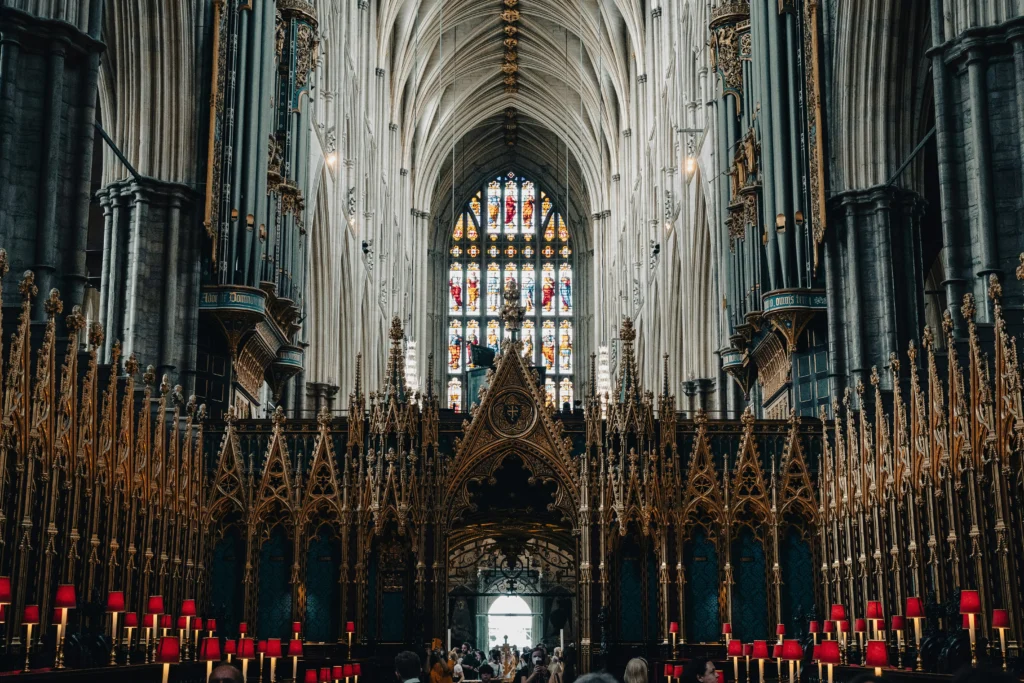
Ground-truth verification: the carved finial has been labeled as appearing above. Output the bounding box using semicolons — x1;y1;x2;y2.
662;353;670;396
941;310;953;338
425;352;435;398
500;278;525;332
172;384;184;407
961;293;976;323
43;288;62;318
355;352;363;395
788;408;801;428
64;305;86;335
160;374;171;396
1017;253;1024;281
390;315;404;341
225;404;238;426
143;364;156;388
620;317;636;342
988;273;1002;303
186;393;197;417
19;271;37;300
741;404;754;427
0;249;8;278
88;321;104;349
888;352;899;373
870;366;880;387
272;404;286;427
907;339;917;363
317;404;331;428
921;326;933;350
694;407;708;427
124;353;139;377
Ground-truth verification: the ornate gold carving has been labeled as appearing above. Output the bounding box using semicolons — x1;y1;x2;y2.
488;388;537;438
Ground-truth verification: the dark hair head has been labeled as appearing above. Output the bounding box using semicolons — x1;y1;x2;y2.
395;650;422;680
681;657;713;683
210;663;245;683
480;664;496;676
430;653;441;667
575;673;618;683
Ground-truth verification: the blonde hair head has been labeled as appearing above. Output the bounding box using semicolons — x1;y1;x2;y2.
624;658;649;683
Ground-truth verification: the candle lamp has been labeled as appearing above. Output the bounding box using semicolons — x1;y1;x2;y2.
160;614;172;638
292;621;301;640
717;672;724;683
837;620;849;664
905;597;924;671
775;623;785;646
257;639;267;677
207;618;217;638
224;637;237;662
992;609;1010;671
669;621;679;654
853;618;867;660
53;584;76;669
664;663;674;683
728;637;744;683
267;638;282;682
744;643;754;683
193;618;203;654
177;615;188;662
673;665;684;683
812;645;821;682
782;639;802;683
354;663;362;683
345;664;355;683
238;637;256;682
864;640;889;677
723;622;733;644
144;613;158;663
818;640;840;683
288;638;304;680
333;665;344;683
146;595;164;663
866;601;884;641
305;670;318;683
107;590;125;665
960;589;981;667
240;621;249;638
123;613;138;664
890;615;905;668
823;620;835;640
180;598;197;660
751;640;769;683
772;644;784;681
22;605;39;672
320;667;332;683
809;621;820;646
346;620;356;655
829;605;845;644
157;636;180;683
200;636;222;679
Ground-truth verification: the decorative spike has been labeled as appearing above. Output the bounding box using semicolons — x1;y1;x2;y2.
425;352;435;398
662;353;669;397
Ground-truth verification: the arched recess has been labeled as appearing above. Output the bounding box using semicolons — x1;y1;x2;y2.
776;418;820;628
306;169;340;387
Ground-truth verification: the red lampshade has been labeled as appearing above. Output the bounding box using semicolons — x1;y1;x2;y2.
960;590;981;614
0;576;11;603
287;638;304;657
180;599;197;617
52;608;63;625
812;645;820;661
266;638;283;657
891;615;905;630
107;591;126;613
674;666;684;677
854;618;867;633
193;618;204;631
206;618;217;631
818;641;840;665
305;671;319;683
772;644;784;659
864;641;889;668
237;637;256;660
830;604;846;621
808;621;820;633
200;637;222;662
293;621;302;633
823;621;835;633
775;623;786;636
866;601;883;620
145;613;158;629
22;605;40;625
239;621;249;633
54;584;76;609
344;665;355;678
838;620;849;633
354;664;362;676
147;595;165;614
906;597;924;619
320;667;332;682
177;616;188;629
224;639;237;655
669;621;680;634
157;635;180;664
333;666;344;679
722;622;733;635
744;644;754;657
728;639;744;657
257;640;267;654
752;640;769;659
664;664;673;676
346;621;356;633
716;672;724;683
993;609;1010;629
124;612;139;628
782;640;802;661
0;604;5;622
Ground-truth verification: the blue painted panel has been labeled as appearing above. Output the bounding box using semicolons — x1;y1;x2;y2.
381;592;405;642
257;528;293;639
209;528;245;638
305;530;340;642
731;529;768;641
685;530;719;643
620;552;643;640
780;527;815;628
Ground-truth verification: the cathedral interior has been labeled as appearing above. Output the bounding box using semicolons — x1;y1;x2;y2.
0;0;1023;681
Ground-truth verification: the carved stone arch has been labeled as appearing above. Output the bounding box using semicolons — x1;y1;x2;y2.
206;414;250;527
730;410;771;532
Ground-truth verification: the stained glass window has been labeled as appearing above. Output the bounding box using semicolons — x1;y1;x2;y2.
445;173;576;410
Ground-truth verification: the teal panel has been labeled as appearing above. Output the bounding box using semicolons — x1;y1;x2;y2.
620;547;643;640
209;528;245;638
685;530;719;643
305;530;340;642
367;553;378;637
731;529;768;641
780;527;815;628
647;548;660;638
381;592;405;642
257;528;293;639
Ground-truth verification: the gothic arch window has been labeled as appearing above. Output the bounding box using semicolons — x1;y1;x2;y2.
446;172;575;412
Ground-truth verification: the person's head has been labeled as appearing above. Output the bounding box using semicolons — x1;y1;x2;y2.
396;650;422;681
575;674;618;683
531;647;546;667
210;664;245;683
462;643;470;653
553;647;563;660
624;658;649;683
480;664;495;682
682;657;716;683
